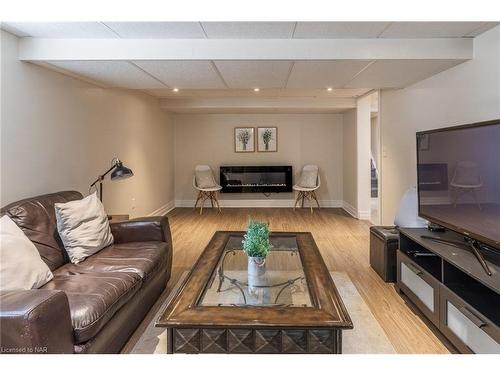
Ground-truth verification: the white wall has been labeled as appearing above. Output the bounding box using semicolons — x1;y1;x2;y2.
173;113;343;206
342;109;357;214
356;95;372;220
379;26;500;224
1;30;175;216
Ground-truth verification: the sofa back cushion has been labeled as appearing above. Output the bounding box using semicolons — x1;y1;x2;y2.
0;191;83;270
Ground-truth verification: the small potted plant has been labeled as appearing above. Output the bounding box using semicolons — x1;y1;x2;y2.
242;219;271;292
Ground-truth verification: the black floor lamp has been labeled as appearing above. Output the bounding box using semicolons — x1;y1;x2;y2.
90;157;134;201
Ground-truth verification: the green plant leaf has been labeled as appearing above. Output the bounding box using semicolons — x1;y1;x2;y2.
242;218;271;257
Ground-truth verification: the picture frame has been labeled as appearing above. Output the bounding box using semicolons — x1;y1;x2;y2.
257;127;278;152
234;127;255;153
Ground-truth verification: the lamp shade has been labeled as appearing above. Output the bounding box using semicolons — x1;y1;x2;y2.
111;160;133;181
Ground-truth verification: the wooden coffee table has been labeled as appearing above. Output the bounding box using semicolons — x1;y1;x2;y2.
156;231;353;353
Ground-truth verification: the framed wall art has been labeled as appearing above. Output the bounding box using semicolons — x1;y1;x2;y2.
234;127;255;152
257;127;278;152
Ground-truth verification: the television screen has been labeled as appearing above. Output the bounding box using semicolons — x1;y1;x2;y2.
416;119;500;249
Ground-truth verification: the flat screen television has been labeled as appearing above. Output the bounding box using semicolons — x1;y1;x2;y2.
416;119;500;250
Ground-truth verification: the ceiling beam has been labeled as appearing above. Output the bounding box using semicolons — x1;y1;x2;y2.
18;38;473;61
159;97;356;114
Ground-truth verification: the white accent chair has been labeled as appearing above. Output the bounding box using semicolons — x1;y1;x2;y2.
293;165;321;213
450;161;483;209
193;165;222;215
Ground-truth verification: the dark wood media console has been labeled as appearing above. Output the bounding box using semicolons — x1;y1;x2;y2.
397;228;500;353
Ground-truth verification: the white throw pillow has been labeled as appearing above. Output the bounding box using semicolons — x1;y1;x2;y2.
196;169;217;188
0;215;54;291
299;167;319;188
55;192;113;264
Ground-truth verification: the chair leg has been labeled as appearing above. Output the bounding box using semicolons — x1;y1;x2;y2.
307;192;313;213
194;191;202;210
312;191;320;209
214;192;221;213
301;193;305;208
209;193;214;208
453;188;460;208
200;192;205;215
472;188;482;210
294;192;301;211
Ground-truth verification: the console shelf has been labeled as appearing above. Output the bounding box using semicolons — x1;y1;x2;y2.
397;228;500;353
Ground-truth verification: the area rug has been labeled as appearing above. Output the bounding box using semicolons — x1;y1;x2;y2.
130;271;395;354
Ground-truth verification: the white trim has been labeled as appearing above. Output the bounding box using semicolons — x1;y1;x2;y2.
357;210;371;220
342;201;358;218
19;38;472;61
175;199;343;208
148;200;175;216
341;201;371;220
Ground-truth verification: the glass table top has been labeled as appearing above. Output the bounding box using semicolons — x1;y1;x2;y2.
198;235;312;307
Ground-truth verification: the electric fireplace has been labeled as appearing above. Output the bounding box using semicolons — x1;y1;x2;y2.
220;166;293;193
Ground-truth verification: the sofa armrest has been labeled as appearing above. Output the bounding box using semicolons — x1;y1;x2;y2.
110;216;172;245
0;290;73;354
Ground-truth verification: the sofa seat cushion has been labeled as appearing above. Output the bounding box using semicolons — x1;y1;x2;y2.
56;241;169;282
41;271;142;344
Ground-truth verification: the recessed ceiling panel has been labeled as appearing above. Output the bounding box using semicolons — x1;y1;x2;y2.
286;60;373;88
47;61;166;89
293;22;391;38
379;22;491;38
133;61;226;89
201;22;295;38
103;22;206;38
214;61;293;89
344;59;464;89
1;22;118;38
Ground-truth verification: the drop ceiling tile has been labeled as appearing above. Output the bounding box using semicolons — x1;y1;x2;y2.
293;22;391;38
344;59;464;89
286;60;373;88
47;61;166;89
379;22;490;38
1;22;118;38
133;61;226;89
103;22;206;38
214;61;293;89
201;22;295;38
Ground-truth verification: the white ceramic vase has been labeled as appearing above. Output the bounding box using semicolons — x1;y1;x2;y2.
247;256;266;294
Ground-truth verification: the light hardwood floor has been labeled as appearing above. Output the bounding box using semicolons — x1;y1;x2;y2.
125;207;455;354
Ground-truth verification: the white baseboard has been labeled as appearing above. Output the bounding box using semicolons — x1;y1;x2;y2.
357;210;371;220
151;199;370;220
148;200;175;216
341;201;371;220
175;199;343;208
342;201;358;218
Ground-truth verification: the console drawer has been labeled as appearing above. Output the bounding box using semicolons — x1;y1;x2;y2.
397;250;440;326
439;285;500;354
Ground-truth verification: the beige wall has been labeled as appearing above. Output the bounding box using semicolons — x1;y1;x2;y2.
342;109;357;212
356;95;372;219
379;26;500;224
173;113;343;205
1;30;175;216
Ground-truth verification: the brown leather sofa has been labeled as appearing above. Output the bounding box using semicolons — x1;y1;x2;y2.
0;191;173;354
